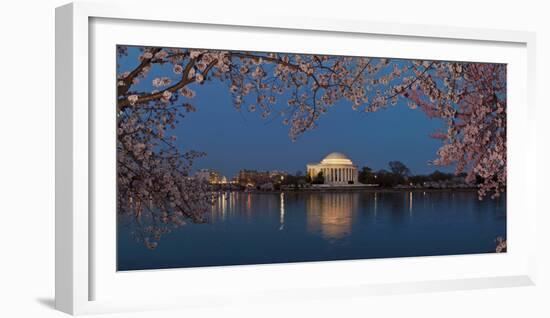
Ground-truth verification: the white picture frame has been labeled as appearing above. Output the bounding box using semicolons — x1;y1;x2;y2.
55;1;537;315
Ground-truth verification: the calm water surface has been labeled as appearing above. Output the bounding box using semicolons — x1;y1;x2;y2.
118;191;506;270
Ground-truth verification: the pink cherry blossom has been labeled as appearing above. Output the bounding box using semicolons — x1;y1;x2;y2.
173;64;183;74
127;95;138;105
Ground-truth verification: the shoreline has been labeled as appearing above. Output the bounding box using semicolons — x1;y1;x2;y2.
213;187;480;194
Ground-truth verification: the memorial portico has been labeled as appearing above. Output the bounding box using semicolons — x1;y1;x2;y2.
306;152;358;185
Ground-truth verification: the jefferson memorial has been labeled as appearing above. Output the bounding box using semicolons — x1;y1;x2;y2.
307;152;359;185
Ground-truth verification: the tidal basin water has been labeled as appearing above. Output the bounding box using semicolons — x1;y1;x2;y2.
117;191;506;271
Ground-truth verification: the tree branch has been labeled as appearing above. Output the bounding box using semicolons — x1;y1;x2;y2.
117;47;163;97
117;58;218;111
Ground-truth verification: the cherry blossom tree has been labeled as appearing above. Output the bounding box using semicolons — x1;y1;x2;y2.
117;46;506;247
399;62;506;199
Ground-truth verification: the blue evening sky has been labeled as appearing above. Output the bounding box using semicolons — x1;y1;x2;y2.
118;47;453;179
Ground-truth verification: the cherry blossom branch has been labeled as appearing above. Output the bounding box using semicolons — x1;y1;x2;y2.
117;58;219;110
117;47;162;97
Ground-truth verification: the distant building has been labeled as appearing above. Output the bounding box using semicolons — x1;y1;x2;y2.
307;152;359;185
236;169;288;186
195;169;223;184
269;170;287;183
236;169;270;186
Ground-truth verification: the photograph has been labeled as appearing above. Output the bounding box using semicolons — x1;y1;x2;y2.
116;45;507;271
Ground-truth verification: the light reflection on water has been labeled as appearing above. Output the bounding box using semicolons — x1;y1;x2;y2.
118;190;506;270
305;192;357;240
279;193;285;231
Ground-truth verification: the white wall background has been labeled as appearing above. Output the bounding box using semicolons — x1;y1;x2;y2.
0;0;548;317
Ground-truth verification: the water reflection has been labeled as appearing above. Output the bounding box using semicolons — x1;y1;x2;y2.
210;191;235;222
279;192;285;230
305;193;358;239
118;190;507;270
409;192;413;216
374;192;378;217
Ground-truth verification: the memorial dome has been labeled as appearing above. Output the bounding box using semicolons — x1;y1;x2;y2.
321;152;353;165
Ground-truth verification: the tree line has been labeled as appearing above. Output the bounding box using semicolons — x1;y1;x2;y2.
357;161;471;188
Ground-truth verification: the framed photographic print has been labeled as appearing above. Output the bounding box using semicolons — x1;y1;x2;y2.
56;1;537;315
